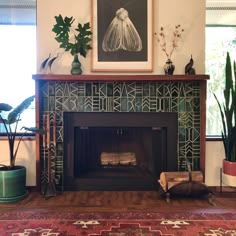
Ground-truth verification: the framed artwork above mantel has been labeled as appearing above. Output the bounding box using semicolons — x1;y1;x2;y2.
90;0;154;72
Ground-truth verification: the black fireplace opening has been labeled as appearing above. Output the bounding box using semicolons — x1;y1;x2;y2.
74;126;165;178
64;112;178;191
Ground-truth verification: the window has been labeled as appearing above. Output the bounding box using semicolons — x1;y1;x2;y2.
0;1;36;133
205;26;236;136
206;3;236;136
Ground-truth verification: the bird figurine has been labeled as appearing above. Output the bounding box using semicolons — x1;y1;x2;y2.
185;55;195;75
40;53;59;73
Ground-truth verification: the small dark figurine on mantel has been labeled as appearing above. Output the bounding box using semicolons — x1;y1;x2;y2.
185;55;196;75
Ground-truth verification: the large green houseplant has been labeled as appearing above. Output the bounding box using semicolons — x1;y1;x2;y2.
51;14;92;74
0;95;45;202
214;52;236;176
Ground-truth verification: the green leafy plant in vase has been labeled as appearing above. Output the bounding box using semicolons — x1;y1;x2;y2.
0;95;46;202
52;14;92;74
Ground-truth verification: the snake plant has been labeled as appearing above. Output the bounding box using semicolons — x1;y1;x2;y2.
214;52;236;162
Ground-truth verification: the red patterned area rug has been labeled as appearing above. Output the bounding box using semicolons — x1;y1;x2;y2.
0;211;236;236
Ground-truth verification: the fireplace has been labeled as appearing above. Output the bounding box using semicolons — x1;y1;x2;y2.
64;112;178;190
34;74;208;191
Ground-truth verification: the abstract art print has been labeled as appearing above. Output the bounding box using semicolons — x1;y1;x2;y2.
91;0;153;72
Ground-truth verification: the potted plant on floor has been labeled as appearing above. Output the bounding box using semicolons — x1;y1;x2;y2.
214;52;236;183
0;95;46;202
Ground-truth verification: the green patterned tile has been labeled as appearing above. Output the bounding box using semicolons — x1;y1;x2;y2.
85;83;92;96
39;80;202;190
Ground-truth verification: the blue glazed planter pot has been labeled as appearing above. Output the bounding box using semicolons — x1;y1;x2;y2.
0;165;28;202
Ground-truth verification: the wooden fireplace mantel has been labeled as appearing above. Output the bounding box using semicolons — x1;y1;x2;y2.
33;74;209;82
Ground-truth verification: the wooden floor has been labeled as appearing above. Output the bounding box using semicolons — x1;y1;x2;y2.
0;189;236;214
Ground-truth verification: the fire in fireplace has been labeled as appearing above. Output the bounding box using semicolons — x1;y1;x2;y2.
63;112;178;190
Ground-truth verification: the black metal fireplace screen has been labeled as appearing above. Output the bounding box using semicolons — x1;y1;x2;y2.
63;112;178;191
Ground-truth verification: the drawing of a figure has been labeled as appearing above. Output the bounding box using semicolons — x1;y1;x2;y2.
102;8;142;52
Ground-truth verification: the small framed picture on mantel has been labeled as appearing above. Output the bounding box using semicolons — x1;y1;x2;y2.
91;0;153;72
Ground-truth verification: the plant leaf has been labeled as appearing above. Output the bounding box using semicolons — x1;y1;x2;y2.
52;14;74;50
0;103;13;112
52;15;92;58
8;95;35;124
215;52;236;162
21;127;47;135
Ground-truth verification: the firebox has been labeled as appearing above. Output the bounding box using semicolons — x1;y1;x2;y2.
63;112;178;190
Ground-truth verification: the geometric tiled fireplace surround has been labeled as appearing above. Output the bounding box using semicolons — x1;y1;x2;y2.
34;74;208;191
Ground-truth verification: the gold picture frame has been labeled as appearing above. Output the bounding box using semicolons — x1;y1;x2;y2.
91;0;154;72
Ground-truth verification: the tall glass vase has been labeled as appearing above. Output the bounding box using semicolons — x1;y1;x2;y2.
70;54;82;75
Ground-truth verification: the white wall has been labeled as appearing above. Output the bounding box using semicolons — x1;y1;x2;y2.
3;0;221;187
0;139;36;186
0;139;223;186
205;141;224;186
36;0;206;74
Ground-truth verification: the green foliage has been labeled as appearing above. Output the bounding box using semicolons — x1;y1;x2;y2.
52;14;92;57
7;96;35;125
214;52;236;162
0;96;46;168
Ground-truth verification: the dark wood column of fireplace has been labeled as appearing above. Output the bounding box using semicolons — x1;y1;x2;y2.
34;74;209;191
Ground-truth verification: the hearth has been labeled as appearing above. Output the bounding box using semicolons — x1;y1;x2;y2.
63;112;178;190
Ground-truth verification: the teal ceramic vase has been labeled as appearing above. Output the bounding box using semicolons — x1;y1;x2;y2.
70;54;82;75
